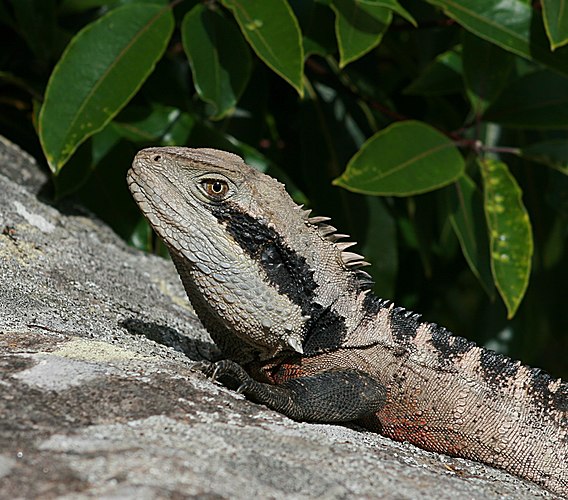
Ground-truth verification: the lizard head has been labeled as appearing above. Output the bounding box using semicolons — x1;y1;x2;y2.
128;147;370;362
128;147;296;238
128;147;318;361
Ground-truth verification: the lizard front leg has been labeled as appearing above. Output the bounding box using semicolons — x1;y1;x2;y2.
197;360;387;423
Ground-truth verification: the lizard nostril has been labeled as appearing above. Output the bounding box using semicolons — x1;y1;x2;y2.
153;155;161;162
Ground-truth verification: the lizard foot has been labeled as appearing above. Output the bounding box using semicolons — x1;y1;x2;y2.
193;359;254;393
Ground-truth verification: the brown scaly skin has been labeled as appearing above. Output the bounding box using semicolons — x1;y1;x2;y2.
128;147;567;496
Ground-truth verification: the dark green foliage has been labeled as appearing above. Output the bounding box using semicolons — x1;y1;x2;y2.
1;0;567;377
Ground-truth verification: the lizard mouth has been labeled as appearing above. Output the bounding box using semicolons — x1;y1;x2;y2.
126;167;159;221
127;159;190;240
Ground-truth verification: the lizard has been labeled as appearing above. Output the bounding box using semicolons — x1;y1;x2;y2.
127;146;567;496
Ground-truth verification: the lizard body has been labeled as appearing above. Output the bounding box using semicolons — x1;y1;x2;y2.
128;147;567;496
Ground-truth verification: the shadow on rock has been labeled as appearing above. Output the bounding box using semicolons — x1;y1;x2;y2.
121;318;221;362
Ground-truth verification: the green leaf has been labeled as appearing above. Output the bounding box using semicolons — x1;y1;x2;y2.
331;0;392;68
521;140;568;174
542;0;568;51
359;0;416;27
334;120;465;196
182;5;251;119
39;4;174;173
222;0;304;96
289;0;337;57
484;70;568;128
404;46;463;96
462;31;514;114
112;104;196;143
446;175;494;296
427;0;568;77
479;158;533;318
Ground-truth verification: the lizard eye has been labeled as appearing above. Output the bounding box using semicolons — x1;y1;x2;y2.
202;179;229;200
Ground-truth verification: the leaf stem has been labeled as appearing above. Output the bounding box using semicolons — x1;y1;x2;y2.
454;139;521;155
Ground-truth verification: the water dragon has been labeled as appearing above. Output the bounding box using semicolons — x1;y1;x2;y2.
127;147;567;496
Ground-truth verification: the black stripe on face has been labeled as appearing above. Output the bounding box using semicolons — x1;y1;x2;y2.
212;206;317;305
211;205;347;355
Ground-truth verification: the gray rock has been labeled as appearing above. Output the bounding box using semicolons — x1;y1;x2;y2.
0;138;557;499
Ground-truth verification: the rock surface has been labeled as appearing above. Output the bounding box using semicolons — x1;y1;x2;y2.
0;138;558;499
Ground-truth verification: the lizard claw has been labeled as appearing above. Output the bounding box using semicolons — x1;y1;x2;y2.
236;381;252;394
210;364;222;380
192;359;252;385
191;360;216;377
194;359;255;393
